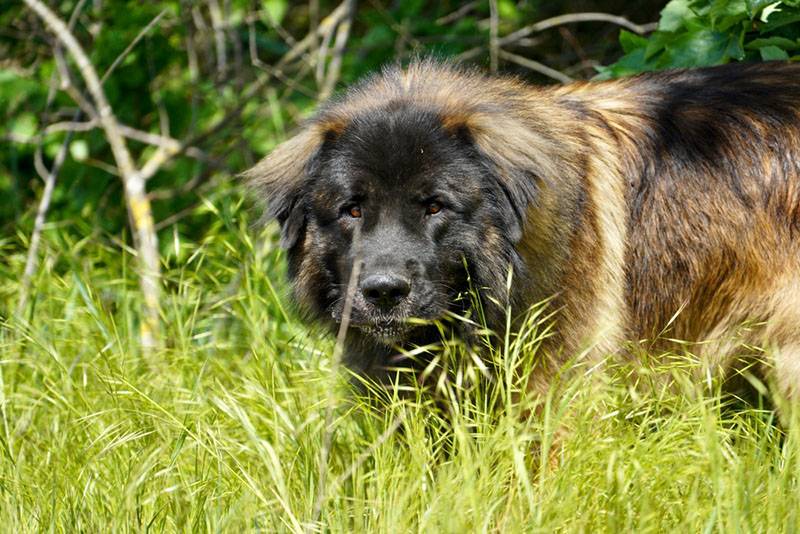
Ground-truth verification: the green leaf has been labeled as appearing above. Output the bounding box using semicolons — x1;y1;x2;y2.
261;0;287;24
745;36;799;49
70;140;89;162
662;28;738;67
759;7;800;29
595;48;652;79
10;112;37;143
498;0;520;22
619;30;649;53
659;0;696;31
759;44;791;58
760;1;783;22
708;0;748;30
644;31;674;59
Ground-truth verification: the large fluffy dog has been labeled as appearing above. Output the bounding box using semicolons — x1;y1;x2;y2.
247;60;800;400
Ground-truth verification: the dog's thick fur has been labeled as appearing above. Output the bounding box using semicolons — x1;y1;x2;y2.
247;60;800;401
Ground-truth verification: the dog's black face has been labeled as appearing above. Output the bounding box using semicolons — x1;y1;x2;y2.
251;74;545;375
303;105;495;345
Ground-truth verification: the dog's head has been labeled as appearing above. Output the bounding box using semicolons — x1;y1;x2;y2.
247;61;580;350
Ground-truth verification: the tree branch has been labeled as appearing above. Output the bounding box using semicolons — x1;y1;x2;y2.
44;120;207;164
24;0;162;351
185;0;353;150
99;9;168;85
17;122;75;319
436;0;479;25
318;0;357;101
16;0;88;321
489;0;499;73
458;12;657;61
499;50;574;83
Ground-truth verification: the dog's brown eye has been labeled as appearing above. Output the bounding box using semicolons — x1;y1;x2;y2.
426;201;442;215
348;205;362;218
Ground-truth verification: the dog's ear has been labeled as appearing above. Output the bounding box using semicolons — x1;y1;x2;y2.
444;109;578;242
245;126;325;249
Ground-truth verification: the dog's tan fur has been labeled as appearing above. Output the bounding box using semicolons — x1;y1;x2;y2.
251;60;800;402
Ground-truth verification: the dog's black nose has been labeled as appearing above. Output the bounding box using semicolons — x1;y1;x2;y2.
361;274;411;310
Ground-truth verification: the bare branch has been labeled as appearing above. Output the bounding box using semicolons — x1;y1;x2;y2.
187;1;353;149
53;46;98;118
148;164;222;202
489;0;499;73
140;146;177;181
16;0;87;321
153;199;207;231
208;0;228;76
43;119;96;134
458;12;657;61
24;0;162;351
436;0;479;25
100;9;168;85
17;125;74;318
319;0;357;101
43;120;205;161
315;13;337;87
309;0;320;56
499;50;574;83
117;125;182;154
85;157;121;177
564;58;601;77
503;12;657;46
247;15;317;98
284;0;350;67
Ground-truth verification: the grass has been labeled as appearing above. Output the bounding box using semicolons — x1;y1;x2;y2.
2;191;799;532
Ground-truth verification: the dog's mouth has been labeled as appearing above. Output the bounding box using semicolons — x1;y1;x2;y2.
330;306;416;344
330;289;450;346
354;320;413;345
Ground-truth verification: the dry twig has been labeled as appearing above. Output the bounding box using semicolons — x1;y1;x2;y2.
208;0;228;76
499;50;574;83
458;11;657;61
100;9;168;85
436;0;480;25
44;120;206;162
24;0;162;351
189;0;353;149
17;125;74;318
489;0;499;73
319;0;357;101
16;0;87;319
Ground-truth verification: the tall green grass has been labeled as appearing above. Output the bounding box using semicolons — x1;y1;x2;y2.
2;191;798;532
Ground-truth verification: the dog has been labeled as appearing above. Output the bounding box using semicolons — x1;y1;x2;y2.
246;59;800;403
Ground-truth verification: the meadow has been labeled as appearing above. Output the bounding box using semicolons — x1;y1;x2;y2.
2;192;798;532
5;0;800;531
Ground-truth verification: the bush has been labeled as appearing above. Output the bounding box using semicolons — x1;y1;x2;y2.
599;0;800;78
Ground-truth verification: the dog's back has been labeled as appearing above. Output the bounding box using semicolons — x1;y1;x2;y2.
250;60;800;399
563;63;800;394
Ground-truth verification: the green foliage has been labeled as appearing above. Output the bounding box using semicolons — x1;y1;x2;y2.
1;1;554;242
0;0;647;301
599;0;800;77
